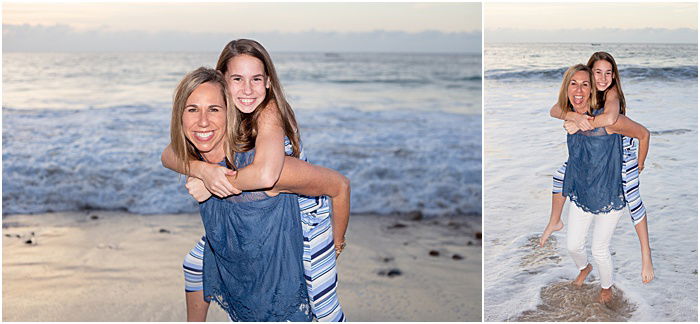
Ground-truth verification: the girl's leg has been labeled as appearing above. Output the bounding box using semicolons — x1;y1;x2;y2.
633;217;654;283
590;208;623;302
540;163;567;247
566;203;595;286
183;237;210;321
622;136;647;224
302;213;346;322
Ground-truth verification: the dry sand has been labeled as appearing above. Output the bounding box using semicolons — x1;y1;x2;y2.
2;212;481;321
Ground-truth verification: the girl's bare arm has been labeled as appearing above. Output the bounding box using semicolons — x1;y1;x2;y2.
263;157;351;248
606;114;650;171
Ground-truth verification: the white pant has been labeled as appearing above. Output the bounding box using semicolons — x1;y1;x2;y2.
566;204;624;289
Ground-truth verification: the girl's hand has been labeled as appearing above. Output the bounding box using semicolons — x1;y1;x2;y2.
573;113;594;131
199;164;241;197
639;162;645;173
563;121;580;134
334;239;346;258
186;177;212;202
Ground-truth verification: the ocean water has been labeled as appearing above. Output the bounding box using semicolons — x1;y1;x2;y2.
483;43;698;321
2;52;481;217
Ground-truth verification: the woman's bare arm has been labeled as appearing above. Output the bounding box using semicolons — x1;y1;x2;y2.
263;157;351;248
606;114;650;171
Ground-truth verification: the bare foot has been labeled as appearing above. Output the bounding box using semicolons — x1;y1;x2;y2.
598;287;613;303
573;263;592;287
641;259;654;284
539;220;564;247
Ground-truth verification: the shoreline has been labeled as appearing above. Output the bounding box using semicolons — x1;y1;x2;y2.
2;211;481;321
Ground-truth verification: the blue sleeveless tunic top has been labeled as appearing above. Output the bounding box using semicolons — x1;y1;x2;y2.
562;108;626;214
200;148;311;321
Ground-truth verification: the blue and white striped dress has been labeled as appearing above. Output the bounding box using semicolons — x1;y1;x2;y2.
553;135;647;224
183;137;346;322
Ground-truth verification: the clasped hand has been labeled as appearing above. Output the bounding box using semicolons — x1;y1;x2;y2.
186;164;242;202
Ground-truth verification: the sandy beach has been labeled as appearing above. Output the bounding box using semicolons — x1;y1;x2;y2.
2;212;481;322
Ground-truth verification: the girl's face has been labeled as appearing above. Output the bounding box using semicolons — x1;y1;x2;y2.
592;59;614;91
567;70;592;112
225;54;270;114
182;82;227;161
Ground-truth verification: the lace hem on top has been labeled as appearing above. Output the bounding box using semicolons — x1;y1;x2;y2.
568;191;627;214
205;280;310;322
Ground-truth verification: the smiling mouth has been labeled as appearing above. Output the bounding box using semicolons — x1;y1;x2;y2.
239;98;255;106
572;95;585;105
194;131;214;141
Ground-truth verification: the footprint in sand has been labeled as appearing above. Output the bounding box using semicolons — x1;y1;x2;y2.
514;281;636;321
519;234;562;268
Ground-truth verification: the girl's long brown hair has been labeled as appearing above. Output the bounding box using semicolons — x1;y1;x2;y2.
587;51;626;115
215;39;300;160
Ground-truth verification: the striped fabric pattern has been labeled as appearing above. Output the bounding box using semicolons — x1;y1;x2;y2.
552;135;647;224
295;139;346;322
183;237;206;292
182;138;345;322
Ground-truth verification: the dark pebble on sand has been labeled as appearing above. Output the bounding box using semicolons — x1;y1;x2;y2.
387;269;402;277
475;232;482;239
378;268;402;277
388;223;407;229
24;237;36;245
4;234;12;237
90;215;99;220
447;221;461;229
452;254;464;260
467;241;474;246
429;250;440;257
693;269;697;275
382;257;394;263
159;228;171;234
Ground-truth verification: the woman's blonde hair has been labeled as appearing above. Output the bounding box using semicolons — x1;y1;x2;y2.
215;39;300;158
556;64;597;116
170;67;235;174
587;51;626;115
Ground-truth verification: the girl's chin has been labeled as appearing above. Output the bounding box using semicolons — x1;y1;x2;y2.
236;105;258;114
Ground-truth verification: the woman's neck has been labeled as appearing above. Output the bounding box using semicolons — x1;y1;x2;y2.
201;149;226;163
572;105;589;115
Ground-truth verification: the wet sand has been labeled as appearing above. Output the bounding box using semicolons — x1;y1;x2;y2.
513;234;636;322
2;212;481;321
515;282;636;322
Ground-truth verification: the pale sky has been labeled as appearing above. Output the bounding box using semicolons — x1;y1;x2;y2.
3;2;482;33
485;2;697;30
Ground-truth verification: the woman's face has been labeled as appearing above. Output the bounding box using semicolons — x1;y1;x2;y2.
182;82;227;160
567;70;592;112
225;54;270;114
592;59;614;91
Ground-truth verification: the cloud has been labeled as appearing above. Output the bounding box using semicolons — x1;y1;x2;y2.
2;24;481;53
485;27;698;44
